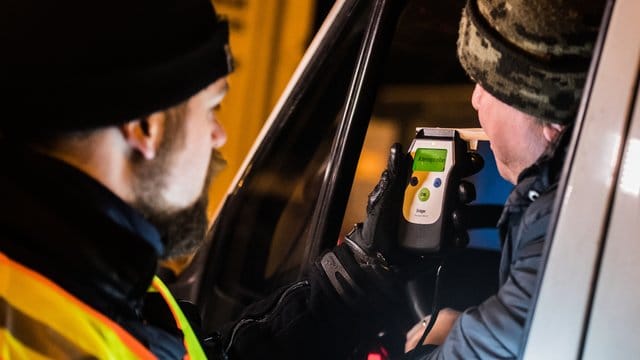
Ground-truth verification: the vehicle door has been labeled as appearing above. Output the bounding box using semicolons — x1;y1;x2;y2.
521;0;640;357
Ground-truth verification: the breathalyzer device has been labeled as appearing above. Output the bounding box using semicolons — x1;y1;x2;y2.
399;128;481;252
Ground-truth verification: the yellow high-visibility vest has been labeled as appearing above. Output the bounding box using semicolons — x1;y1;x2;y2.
149;277;207;360
0;252;207;359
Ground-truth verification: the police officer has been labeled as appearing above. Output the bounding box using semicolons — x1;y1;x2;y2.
0;0;411;358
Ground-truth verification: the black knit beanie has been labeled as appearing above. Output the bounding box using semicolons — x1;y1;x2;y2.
1;0;234;136
457;0;605;124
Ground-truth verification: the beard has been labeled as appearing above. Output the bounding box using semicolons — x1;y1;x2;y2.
131;109;227;261
134;149;227;261
141;150;226;260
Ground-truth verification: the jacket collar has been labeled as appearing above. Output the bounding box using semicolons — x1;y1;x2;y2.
497;126;572;230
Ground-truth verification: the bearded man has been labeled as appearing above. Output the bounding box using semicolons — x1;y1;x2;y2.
0;0;416;358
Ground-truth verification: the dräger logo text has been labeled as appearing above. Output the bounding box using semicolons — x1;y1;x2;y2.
415;209;428;217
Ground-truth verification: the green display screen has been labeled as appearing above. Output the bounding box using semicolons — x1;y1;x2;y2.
413;148;447;172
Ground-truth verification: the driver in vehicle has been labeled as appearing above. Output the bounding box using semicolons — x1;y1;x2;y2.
404;0;606;358
0;0;413;358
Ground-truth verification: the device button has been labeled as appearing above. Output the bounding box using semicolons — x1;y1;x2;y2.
410;176;419;186
418;188;430;202
433;178;442;188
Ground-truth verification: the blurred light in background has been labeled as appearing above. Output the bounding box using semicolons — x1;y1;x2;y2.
208;0;319;220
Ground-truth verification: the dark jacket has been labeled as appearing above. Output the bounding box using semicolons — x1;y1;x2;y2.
415;130;569;359
0;145;372;359
0;145;189;358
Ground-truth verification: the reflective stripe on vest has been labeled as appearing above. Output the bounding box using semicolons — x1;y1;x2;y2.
150;277;207;360
0;252;155;359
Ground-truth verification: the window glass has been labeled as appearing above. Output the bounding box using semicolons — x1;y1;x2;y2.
198;0;378;329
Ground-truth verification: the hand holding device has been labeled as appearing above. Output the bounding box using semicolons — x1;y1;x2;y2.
314;143;412;318
343;142;412;266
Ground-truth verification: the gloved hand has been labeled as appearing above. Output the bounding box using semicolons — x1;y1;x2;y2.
343;142;412;267
313;143;412;314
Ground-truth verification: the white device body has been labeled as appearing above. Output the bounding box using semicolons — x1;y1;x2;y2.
403;138;454;226
399;128;462;252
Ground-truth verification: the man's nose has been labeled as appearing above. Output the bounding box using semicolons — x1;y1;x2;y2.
212;120;227;149
471;83;483;111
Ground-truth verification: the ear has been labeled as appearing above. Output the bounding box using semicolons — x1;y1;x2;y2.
542;122;565;144
120;112;165;160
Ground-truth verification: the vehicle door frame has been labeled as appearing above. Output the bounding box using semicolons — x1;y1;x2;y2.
521;0;640;357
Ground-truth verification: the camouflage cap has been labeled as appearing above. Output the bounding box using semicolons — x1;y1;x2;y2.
457;0;605;124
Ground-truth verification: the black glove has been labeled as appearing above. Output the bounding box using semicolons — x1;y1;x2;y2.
314;143;411;311
344;142;412;267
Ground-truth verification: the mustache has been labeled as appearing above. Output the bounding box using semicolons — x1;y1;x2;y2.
201;148;227;205
208;149;227;182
